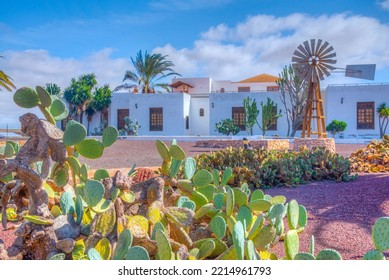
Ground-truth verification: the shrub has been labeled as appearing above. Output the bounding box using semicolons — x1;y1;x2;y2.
193;146;356;189
215;119;240;136
326;120;347;138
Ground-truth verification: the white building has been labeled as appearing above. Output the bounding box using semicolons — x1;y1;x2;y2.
80;74;389;138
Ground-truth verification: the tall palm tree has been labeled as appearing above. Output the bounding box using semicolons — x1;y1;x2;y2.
92;84;112;125
0;56;15;92
85;105;96;136
377;103;389;138
45;83;62;96
115;50;180;93
63;73;97;125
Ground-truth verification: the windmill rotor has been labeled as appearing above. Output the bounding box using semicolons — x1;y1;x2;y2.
292;39;337;83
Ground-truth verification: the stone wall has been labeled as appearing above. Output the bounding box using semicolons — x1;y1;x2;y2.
195;139;290;150
293;138;336;153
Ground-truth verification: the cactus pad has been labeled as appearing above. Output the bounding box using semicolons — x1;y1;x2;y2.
233;188;248;207
126;246;150;260
63;121;87;147
184;157;196;180
250;189;264;201
190;191;208;208
87;248;102;260
294;253;315;260
95;238;112;260
59;191;75;214
210;216;227;239
193;169;213;187
221;167;232;186
75;195;84;224
164;207;194;227
226;186;235;216
253;225;276;251
23;215;53;225
13;87;40;108
246;240;259;260
72;239;86;260
127;215;149;238
102;126;118;147
372;217;389;251
83;179;105;207
363;249;386;260
169;144;186;160
197;239;216;260
169;158;182;178
247;199;272;212
212;169;220;185
95;205;116;237
156;229;173;260
76;139;104;159
194;203;214;219
232;221;245;260
113;228;133;260
236;206;252;229
298;205;308;228
94;169;110;181
285;230;299;260
269;195;286;205
156;140;171;162
36;86;52;107
316;249;342;260
247;214;264;240
287;199;299;229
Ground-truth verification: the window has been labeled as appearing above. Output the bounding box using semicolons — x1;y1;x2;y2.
117;109;129;130
238;87;250;93
149;108;163;131
220;88;225;93
357;102;374;129
267;86;280;92
264;105;278;130
232;107;246;131
186;116;189;130
199;108;204;117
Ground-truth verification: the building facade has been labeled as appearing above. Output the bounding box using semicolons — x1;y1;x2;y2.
85;74;388;138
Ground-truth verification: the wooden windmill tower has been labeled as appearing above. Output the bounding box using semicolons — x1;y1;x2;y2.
292;39;337;138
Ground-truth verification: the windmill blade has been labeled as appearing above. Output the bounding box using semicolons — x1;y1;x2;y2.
310;39;316;57
293;49;308;60
319;46;334;57
317;64;331;77
320;59;337;64
314;39;323;56
317;41;329;56
320;62;337;71
320;52;337;60
316;67;325;81
292;56;308;63
297;44;310;58
303;40;312;56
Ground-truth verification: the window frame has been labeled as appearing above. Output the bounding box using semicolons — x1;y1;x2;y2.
357;102;375;129
117;109;129;130
238;87;250;93
149;107;163;131
232;107;246;131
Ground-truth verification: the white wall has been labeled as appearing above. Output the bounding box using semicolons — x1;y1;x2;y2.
190;96;210;136
109;92;131;128
325;84;389;138
209;92;289;137
171;77;211;95
128;93;186;136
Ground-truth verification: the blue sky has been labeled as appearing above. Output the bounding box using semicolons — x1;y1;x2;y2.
1;0;389;125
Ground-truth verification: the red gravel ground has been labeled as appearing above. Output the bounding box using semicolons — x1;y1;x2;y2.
1;141;387;260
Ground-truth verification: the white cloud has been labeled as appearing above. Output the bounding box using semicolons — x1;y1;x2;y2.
154;13;389;85
380;0;389;10
0;49;129;126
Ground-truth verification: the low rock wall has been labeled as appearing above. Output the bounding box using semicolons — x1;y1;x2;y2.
293;138;336;153
195;139;290;150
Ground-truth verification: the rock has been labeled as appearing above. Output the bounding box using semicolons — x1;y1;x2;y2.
53;214;81;240
56;238;75;254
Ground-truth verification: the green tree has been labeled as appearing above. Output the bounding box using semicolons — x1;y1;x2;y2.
45;83;61;96
85;105;96;136
0;56;15;92
377;103;389;138
215;119;240;136
92;84;112;125
326;120;347;138
277;65;308;137
115;50;180;93
63;73;97;125
243;97;259;136
258;98;282;136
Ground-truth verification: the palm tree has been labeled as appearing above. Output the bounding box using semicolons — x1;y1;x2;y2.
85;105;96;136
0;56;15;92
377;103;389;138
115;50;180;93
92;84;112;125
63;73;97;125
45;83;61;96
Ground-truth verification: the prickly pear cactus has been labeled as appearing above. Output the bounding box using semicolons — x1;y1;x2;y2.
372;217;389;252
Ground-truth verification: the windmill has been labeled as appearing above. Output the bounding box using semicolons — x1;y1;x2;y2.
291;39;375;138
